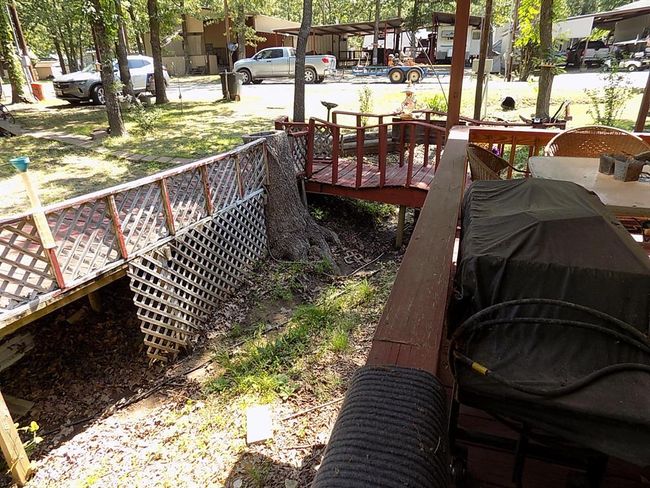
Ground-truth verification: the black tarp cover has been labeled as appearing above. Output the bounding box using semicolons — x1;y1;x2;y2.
451;179;649;333
450;179;650;466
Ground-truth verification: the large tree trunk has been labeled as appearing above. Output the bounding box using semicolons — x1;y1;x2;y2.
535;0;554;119
53;35;67;74
235;3;246;62
0;0;28;103
147;0;168;104
128;5;144;54
250;131;339;266
181;14;191;74
293;0;312;122
115;0;134;97
372;0;380;65
89;0;126;137
473;0;493;120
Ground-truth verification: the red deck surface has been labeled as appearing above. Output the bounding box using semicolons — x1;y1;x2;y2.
310;161;435;190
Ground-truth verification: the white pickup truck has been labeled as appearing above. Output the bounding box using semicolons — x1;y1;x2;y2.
234;47;337;85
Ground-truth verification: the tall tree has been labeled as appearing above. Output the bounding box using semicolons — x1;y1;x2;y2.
89;0;126;136
371;0;380;65
114;0;134;97
535;0;554;119
147;0;168;103
293;0;312;122
0;0;29;103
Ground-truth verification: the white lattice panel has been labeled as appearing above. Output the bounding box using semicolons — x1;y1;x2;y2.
115;183;169;254
0;217;56;310
128;190;267;362
48;199;121;283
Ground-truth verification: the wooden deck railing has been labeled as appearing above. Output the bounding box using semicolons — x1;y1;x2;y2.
306;117;447;188
0;139;267;329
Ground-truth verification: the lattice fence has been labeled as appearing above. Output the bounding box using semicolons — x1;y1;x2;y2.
288;131;308;174
0;139;268;337
313;124;334;161
128;190;267;361
0;217;57;310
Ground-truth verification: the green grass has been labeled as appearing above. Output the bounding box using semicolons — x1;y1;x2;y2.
0;136;174;215
206;279;374;403
13;100;271;160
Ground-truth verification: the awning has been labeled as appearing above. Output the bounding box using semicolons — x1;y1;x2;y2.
274;18;404;37
432;11;483;27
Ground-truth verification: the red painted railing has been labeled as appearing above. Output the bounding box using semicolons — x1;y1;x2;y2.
0;139;267;327
304;117;447;190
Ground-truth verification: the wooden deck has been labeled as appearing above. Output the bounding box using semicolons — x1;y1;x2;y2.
364;125;649;487
306;160;434;207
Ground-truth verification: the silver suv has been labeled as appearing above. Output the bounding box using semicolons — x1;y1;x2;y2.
53;55;170;105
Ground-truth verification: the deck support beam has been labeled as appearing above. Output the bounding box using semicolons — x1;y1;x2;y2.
0;391;32;486
396;205;406;249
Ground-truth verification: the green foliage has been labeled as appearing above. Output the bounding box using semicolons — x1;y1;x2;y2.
17;420;43;455
514;0;569;81
128;103;163;134
0;0;27;101
206;279;374;401
358;85;373;126
587;64;636;127
352;200;395;222
423;93;448;112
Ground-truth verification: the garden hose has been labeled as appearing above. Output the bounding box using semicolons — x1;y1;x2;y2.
449;299;650;398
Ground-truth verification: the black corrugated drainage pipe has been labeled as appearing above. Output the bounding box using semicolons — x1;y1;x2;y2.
312;365;449;487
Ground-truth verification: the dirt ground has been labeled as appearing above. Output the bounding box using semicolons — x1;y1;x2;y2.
0;196;415;488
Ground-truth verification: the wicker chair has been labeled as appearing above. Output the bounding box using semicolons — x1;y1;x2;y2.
544;126;650;157
467;144;527;180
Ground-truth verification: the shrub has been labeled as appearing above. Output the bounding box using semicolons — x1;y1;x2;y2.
358;85;373;126
587;64;635;127
423;93;448;113
128;102;162;134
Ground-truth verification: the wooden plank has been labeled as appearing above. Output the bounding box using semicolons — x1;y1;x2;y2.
304;181;427;208
0;334;33;373
367;126;469;374
3;395;34;420
0;391;32;486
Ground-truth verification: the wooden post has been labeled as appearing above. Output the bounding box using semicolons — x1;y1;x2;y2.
635;72;650;132
396;205;406;249
0;392;32;486
88;290;102;313
473;0;493;120
446;0;471;133
11;159;65;289
159;179;176;235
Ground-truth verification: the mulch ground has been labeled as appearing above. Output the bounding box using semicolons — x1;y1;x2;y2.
0;196;412;487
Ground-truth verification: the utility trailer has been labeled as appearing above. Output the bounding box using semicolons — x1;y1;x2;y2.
351;65;434;84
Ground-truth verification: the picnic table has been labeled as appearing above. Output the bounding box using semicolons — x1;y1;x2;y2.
528;156;650;218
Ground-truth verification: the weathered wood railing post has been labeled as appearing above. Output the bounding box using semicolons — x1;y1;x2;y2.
10;157;65;290
378;124;388;188
0;391;32;486
158;179;176;236
331;124;340;184
355;127;365;188
199;165;215;215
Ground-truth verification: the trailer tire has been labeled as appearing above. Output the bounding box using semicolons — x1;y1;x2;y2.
407;69;422;83
389;69;405;84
